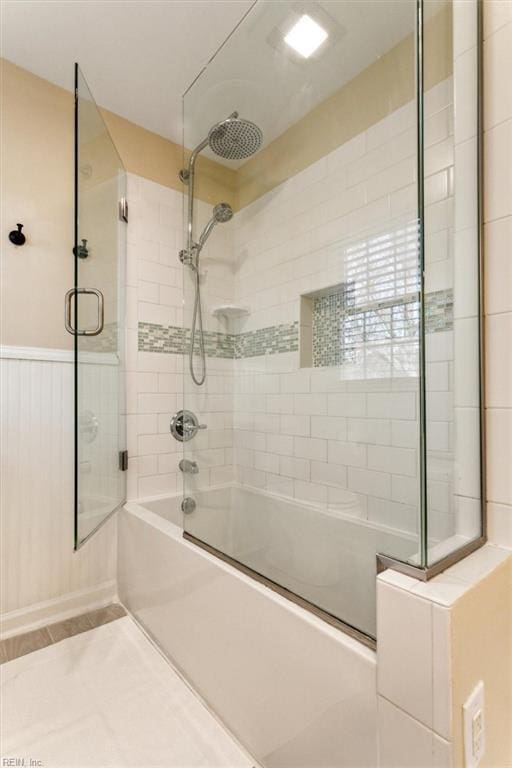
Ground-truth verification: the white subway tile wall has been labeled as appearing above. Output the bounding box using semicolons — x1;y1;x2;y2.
229;79;455;543
126;174;236;500
128;55;498;553
126;176;182;499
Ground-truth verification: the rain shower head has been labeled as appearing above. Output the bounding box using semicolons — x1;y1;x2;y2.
207;112;263;161
180;112;263;182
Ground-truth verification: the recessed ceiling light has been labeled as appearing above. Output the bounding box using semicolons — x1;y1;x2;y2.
284;14;328;59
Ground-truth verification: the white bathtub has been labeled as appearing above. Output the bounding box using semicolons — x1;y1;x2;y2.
127;484;416;638
118;487;395;767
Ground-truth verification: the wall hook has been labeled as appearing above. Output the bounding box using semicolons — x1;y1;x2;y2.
9;223;26;246
73;239;89;259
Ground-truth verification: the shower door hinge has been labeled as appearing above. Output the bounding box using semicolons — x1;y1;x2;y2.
119;197;128;223
119;450;129;471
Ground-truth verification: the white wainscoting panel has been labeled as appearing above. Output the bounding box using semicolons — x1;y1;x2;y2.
0;352;117;636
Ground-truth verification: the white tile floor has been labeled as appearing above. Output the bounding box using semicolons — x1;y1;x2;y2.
0;616;254;768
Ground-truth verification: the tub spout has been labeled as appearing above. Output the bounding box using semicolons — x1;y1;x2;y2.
179;459;199;475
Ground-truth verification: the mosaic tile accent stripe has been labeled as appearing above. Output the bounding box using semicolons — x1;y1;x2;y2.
201;331;237;359
235;323;299;359
312;288;453;368
140;288;450;364
138;323;187;355
138;322;298;359
138;323;236;358
425;289;453;333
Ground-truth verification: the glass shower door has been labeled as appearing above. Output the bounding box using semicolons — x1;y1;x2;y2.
181;0;421;642
181;0;483;643
69;64;127;548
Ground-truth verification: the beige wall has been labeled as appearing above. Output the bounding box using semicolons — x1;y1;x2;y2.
1;8;453;350
451;556;512;768
1;59;75;350
0;58;234;350
101;108;237;206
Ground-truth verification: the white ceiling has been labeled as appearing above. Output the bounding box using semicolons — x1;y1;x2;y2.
0;0;254;143
1;1;443;157
184;0;419;160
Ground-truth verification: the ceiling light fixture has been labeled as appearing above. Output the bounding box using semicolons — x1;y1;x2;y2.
284;14;328;59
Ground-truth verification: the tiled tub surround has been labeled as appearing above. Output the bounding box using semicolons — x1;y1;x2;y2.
230;364;427;539
138;288;452;367
126;76;459;546
376;544;512;767
125;174;236;501
226;77;458;546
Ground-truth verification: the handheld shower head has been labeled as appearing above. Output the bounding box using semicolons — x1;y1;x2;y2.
212;202;234;223
197;202;233;249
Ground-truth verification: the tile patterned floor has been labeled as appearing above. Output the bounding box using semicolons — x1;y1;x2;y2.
0;604;126;663
0;615;254;767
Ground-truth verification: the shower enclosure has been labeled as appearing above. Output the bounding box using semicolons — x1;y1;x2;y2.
68;65;128;548
178;0;483;644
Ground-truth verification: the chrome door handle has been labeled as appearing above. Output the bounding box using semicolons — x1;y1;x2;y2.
65;288;104;336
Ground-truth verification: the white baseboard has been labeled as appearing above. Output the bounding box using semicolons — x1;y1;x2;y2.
0;580;118;640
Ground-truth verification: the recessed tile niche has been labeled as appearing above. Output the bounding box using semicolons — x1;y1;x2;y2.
300;283;350;369
300;283;454;370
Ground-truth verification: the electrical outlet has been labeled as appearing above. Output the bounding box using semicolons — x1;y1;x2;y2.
463;681;485;768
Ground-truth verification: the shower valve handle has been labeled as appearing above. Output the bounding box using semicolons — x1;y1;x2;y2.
170;410;206;442
184;421;207;434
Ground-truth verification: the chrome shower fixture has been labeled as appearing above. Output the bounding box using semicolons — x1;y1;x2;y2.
207;113;263;161
180;112;263;183
198;203;233;248
212;202;234;222
179;202;233;267
182;201;233;386
180;112;262;386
